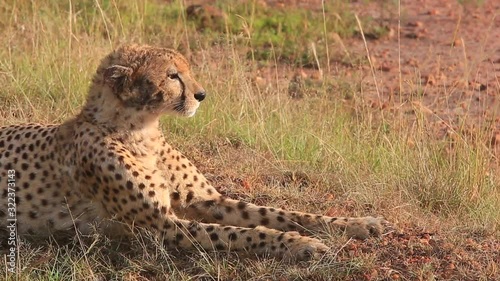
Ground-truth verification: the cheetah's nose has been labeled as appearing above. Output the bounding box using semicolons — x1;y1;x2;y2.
194;91;206;102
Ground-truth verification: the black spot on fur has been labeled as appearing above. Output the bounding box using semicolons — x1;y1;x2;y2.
209;233;219;241
186;191;194;203
228;233;238;241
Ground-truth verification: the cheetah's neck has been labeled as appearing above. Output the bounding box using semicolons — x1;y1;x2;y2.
77;86;166;157
81;86;161;133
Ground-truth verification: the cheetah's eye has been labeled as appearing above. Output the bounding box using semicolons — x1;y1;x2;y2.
168;73;179;80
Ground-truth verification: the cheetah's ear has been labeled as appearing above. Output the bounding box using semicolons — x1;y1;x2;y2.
103;65;133;93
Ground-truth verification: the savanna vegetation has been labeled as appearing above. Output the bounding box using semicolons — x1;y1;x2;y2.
1;0;498;280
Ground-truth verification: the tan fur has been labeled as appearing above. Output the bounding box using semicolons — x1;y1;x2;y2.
0;44;384;260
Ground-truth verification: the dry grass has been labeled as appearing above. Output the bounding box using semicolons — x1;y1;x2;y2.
0;0;498;280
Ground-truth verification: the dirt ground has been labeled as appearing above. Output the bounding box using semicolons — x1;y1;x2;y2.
349;0;499;148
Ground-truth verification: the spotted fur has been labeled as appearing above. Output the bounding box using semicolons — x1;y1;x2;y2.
0;44;384;260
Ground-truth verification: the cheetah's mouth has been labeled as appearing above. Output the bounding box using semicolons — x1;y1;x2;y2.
171;100;199;117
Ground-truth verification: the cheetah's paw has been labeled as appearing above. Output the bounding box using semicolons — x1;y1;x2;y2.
345;216;386;240
281;232;330;261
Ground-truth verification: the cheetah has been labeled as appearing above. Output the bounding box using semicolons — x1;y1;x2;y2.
0;44;385;260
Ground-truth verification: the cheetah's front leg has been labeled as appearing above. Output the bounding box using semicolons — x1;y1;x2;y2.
84;145;329;260
187;198;384;240
156;147;385;239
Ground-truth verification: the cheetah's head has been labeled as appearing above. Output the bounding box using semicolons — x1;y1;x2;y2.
95;44;206;118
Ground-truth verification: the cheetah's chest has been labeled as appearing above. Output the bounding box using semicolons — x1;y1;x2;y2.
126;140;161;169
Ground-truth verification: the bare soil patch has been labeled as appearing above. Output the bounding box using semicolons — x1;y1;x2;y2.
349;0;499;151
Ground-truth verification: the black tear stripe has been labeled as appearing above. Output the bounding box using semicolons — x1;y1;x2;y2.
169;75;187;113
178;75;187;107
